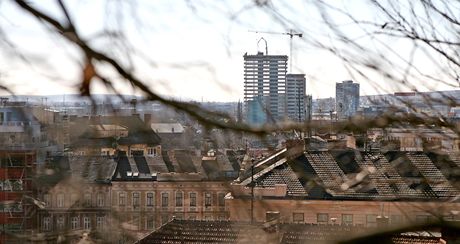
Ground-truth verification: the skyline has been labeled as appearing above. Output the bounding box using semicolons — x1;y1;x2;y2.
0;1;458;102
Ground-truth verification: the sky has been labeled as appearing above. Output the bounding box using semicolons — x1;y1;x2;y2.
0;0;458;102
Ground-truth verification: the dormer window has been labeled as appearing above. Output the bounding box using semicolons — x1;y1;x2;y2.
147;147;157;156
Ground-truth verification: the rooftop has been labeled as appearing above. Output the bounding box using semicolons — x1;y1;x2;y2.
136;220;445;244
235;148;460;201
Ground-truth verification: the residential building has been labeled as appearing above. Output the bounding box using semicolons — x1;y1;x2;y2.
243;52;288;125
227;141;460;227
286;74;306;122
34;156;114;243
110;148;235;242
336;80;360;119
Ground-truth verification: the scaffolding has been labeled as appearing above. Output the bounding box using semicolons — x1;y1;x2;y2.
0;151;36;243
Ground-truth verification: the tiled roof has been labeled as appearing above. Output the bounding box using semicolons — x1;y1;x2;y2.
70;115;161;146
136;220;443;244
392;235;442;244
304;152;358;197
405;153;459;198
136;220;259;244
359;152;420;198
236;148;460;201
256;164;307;196
68;156;116;183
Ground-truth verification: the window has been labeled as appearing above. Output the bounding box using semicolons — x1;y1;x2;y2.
147;147;157;156
57;193;65;208
97;193;104;207
366;214;377;227
161;192;169;207
204;192;212;208
188;214;197;220
189;192;197;207
44;194;51;207
84;193;91;207
96;216;105;229
57;215;65;230
71;216;79;230
133;192;140;207
119;192;126;206
342;214;353;226
175;191;183;207
146;216;155;230
71;193;79;206
146;193;154;207
293;213;304;223
266;211;280;222
83;216;91;229
317;213;329;223
43;216;51;231
218;193;225;207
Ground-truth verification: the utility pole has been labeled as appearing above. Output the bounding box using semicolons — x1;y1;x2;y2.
250;159;255;224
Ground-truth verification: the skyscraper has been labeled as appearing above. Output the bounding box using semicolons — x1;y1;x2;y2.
336;80;360;119
286;74;306;122
243;52;288;125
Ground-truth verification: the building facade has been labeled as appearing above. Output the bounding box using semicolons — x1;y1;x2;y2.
243;52;288;125
111;180;230;241
336;80;360;119
286;74;306;122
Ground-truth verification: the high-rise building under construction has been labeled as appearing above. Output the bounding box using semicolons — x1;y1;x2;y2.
243;52;288;125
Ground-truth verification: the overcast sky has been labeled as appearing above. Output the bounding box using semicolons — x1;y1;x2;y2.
0;0;458;101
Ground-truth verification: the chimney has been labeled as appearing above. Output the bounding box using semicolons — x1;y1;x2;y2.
144;114;152;125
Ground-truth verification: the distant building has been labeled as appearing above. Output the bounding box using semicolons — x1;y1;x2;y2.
243;52;288;125
305;94;313;122
286;74;306;122
336;80;360;119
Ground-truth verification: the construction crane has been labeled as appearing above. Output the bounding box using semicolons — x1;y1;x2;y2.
249;29;303;72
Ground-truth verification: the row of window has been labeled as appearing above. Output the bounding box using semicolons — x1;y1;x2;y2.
41;213;228;232
291;213;430;226
118;191;226;208
43;192;106;208
42;215;105;231
42;191;227;209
